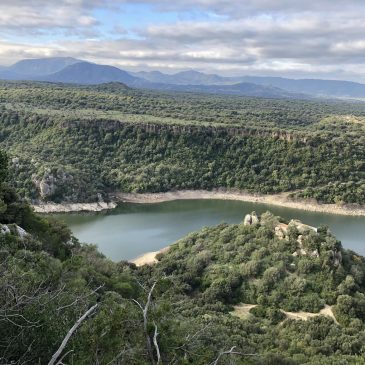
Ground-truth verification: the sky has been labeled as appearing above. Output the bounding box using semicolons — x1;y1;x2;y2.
1;0;365;81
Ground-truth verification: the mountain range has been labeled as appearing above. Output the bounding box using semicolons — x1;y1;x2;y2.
1;57;365;99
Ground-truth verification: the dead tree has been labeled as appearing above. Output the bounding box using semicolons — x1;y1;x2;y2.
132;281;162;364
48;303;98;365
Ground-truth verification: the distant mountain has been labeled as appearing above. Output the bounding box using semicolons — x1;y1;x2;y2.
43;62;140;85
145;81;304;99
133;70;229;85
7;57;81;76
238;76;365;98
0;70;22;80
135;70;365;99
3;57;365;99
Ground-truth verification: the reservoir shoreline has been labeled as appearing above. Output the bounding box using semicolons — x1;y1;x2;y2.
117;190;365;216
33;189;365;216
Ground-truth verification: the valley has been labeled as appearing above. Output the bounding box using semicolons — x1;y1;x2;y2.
2;2;365;364
0;61;365;365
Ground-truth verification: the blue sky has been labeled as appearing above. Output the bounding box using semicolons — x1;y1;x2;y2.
1;0;365;81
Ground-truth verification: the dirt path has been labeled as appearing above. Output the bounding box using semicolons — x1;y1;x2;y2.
284;305;338;324
231;303;338;324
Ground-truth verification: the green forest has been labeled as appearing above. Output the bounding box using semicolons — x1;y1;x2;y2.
0;81;364;205
1;150;365;364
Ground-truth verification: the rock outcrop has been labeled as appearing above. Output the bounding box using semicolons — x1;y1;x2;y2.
32;169;74;199
0;224;28;238
243;212;260;226
33;201;117;213
289;219;317;234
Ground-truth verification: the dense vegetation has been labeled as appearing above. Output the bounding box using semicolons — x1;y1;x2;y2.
1;151;365;364
0;81;364;204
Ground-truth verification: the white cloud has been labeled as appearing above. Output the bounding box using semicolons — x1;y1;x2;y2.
1;0;365;81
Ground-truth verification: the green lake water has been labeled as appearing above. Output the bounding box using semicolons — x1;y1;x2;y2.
55;199;365;261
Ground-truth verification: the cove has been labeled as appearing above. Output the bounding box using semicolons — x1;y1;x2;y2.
55;199;365;261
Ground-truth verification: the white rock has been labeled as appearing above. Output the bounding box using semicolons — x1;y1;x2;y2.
15;225;28;238
0;225;10;234
243;212;259;226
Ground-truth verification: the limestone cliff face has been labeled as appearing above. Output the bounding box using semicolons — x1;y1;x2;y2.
61;119;309;144
32;169;74;200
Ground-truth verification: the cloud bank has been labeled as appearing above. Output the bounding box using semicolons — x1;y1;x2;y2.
1;0;365;81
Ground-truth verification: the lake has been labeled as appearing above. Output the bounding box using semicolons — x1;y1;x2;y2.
55;199;365;261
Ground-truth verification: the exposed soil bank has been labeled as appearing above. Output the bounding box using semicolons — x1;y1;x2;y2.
33;202;117;213
117;189;365;217
131;247;170;266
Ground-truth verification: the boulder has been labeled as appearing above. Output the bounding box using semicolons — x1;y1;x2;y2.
289;219;317;234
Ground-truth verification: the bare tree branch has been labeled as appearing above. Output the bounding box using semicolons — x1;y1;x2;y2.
132;281;158;365
55;349;74;365
56;285;103;312
48;303;98;365
153;322;162;365
210;346;258;365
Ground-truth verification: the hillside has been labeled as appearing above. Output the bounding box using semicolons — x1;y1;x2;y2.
0;81;364;206
43;61;139;85
1;147;365;365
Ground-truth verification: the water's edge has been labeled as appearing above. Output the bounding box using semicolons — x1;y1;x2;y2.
33;190;365;216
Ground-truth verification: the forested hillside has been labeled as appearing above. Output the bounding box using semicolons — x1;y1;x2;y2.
1;152;365;364
0;81;365;205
